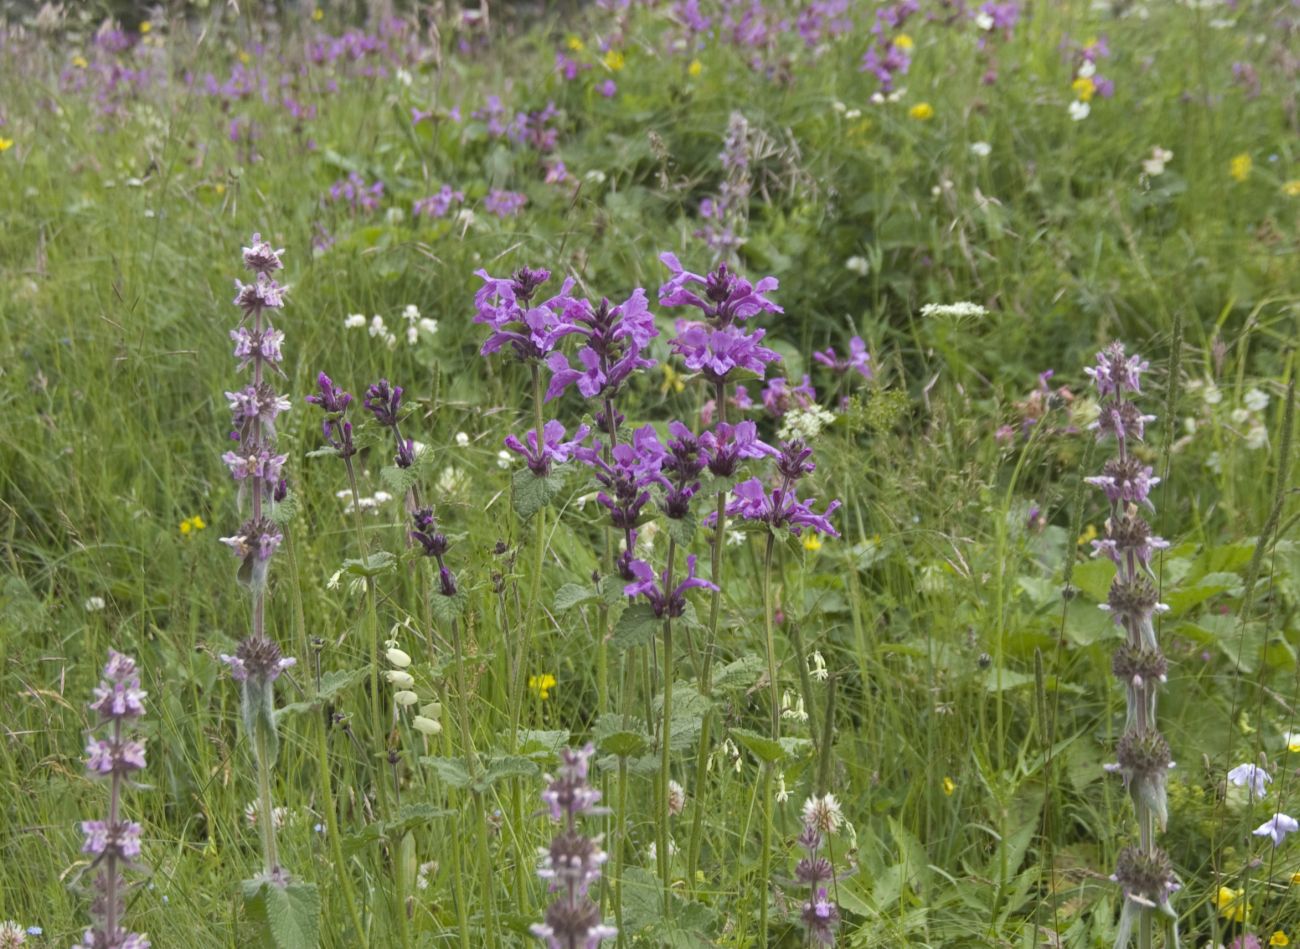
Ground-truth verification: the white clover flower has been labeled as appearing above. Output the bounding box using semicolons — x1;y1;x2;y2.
344;313;367;329
403;304;421;323
975;11;994;30
1203;383;1222;405
1253;813;1299;846
416;860;437;890
1230;408;1250;425
843;108;861;120
1142;146;1173;177
1244;388;1269;413
1068;100;1091;122
970;141;992;157
496;450;513;470
418;317;439;336
1227;763;1271;799
1077;59;1097;79
84;596;107;612
369;315;387;337
455;432;470;448
777;405;836;442
385;332;398;350
1245;424;1268;451
920;301;988;319
667;780;686;816
406;326;419;346
802;793;844;834
844;256;870;276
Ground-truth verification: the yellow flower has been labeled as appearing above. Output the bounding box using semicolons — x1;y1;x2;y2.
1292;871;1300;885
1230;153;1252;183
238;50;251;65
942;776;955;796
312;8;324;21
0;138;12;153
893;34;914;50
566;35;585;52
529;673;557;701
1271;931;1290;947
1283;180;1300;197
602;49;625;71
1076;524;1097;546
214;182;226;196
1071;76;1096;102
1285;731;1300;753
72;54;88;68
687;59;703;77
660;363;686;395
180;515;207;536
909;102;934;121
803;534;822;553
1215;885;1250;923
139;21;152;34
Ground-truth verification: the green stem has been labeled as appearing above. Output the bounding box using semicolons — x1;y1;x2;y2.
659;536;678;916
255;728;280;878
758;531;778;940
614;754;628;946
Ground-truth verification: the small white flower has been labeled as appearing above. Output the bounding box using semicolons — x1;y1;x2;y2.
809;650;829;683
393;690;420;707
920;301;988;319
667;780;686;816
1068;100;1091;122
0;920;27;946
802;793;844;834
1245;424;1268;451
1141;146;1173;177
1205;450;1222;474
1203;383;1222;405
775;771;790;803
975;11;994;29
726;530;745;547
1077;59;1097;79
385;332;398;350
418;317;439;336
1183;417;1197;435
416;860;437;890
395;68;413;87
1243;388;1269;413
344;313;367;329
1230;408;1250;425
843;108;861;120
495;450;512;470
327;569;343;590
385;670;415;690
385;207;406;226
406;326;419;346
970;141;992;157
781;690;808;722
386;647;412;668
455;208;476;230
845;256;870;276
403;304;421;323
583;170;607;185
1253;812;1299;846
84;596;107;612
455;432;470;448
369;315;387;337
831;100;847;113
1227;763;1271;799
413;715;442;736
778;405;836;442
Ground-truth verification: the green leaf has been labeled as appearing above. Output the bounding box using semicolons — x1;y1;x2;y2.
711;655;765;691
474;754;538;792
242;879;321;949
276;668;369;721
666;514;696;548
383;803;452;838
610;603;660;650
1071;557;1115;603
343;551;396;577
380;464;419;496
420;756;472;788
305;446;341;459
598;574;627;607
1164;571;1242;616
593;713;650;757
513;466;567;520
730;727;785;763
516;729;571;756
430;589;469;625
554;583;597;612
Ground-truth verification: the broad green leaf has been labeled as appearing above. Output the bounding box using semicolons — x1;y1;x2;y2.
474;754;538;791
730;727;785;763
430;589;468;625
513;466;567;520
610;603;660;650
242;879;321;949
711;654;765;691
554;583;597;611
343;551;396;577
420;756;472;788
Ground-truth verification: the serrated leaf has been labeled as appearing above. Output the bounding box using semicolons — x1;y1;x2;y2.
666;514;696;548
243;880;320;949
516;729;571;756
598;574;627;607
711;655;765;691
513;466;566;520
318;668;368;701
430;589;468;625
380;464;419;496
383;803;452;837
474;754;538;791
610;603;660;650
730;727;785;763
343;551;396;577
420;756;472;788
554;583;597;612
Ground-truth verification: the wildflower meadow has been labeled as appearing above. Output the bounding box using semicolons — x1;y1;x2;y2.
2;1;1299;947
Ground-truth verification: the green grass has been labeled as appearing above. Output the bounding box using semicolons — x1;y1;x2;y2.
1;1;1298;947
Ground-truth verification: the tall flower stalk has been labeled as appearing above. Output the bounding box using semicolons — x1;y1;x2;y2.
1086;344;1179;947
73;650;150;949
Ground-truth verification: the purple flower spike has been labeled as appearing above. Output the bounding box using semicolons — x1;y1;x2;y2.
504;420;592;476
718;478;841;538
658;253;782;326
813;336;873;380
699;420;777;477
364;378;403;428
242;233;284;274
1085;342;1149;399
305;371;352;414
624;554;718;618
474;268;578;362
219;635;296;686
544;290;658;403
668;322;781;384
232;273;287;314
306;372;357;458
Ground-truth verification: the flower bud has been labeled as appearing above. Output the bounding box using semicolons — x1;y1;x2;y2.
386;647;412;669
412;716;442;736
393;690;419;707
385;670;415;689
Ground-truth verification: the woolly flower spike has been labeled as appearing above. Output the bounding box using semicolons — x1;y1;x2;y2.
624;554;718;618
242;233;284;274
1228;763;1272;800
801;888;841;947
220;635;297;685
75;650;150;949
1254;813;1300;847
232;273;287;315
1104;730;1175;831
305;372;357;459
1086;343;1149;399
1112;846;1180;946
504;420;592;476
1086;458;1161;509
813;336;873;380
533;745;616;949
220;518;283;592
802;794;844;835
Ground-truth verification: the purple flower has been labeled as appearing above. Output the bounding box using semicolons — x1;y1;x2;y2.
658;253;782;326
230;326;285;371
475;268;578;362
363;378;403;428
668;321;781;383
85;737;147;775
220;635;296;685
699;420;776;477
89;653;147;721
413;185;465;219
305;372;357;458
222;447;288;483
1087;342;1148;398
800;888;841;946
580;426;668;532
484;189;528;218
80;820;143;860
624;554;718;618
1085;459;1160;508
761;375;817;417
719;478;841;537
813;336;873;379
544;290;658;402
504;420;592;476
539;745;605;821
326;171;384;214
1253;812;1299;846
410;507;450;558
242;233;284;274
220;517;283;590
232;273;287;314
226;385;291;441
